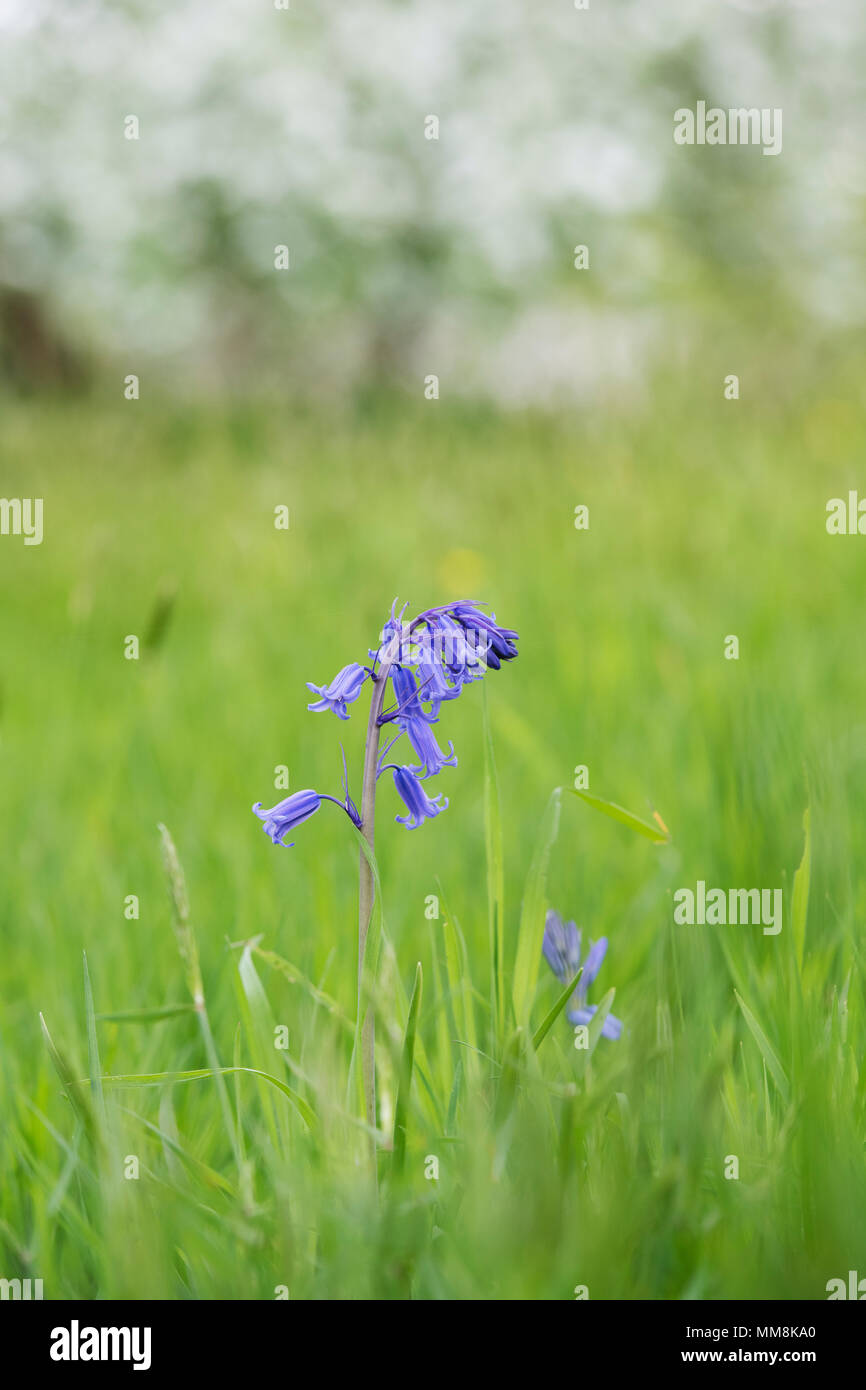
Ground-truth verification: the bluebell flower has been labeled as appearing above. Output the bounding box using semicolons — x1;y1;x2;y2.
388;664;436;723
252;789;322;847
417;657;458;717
252;781;360;848
402;716;458;777
257;597;517;851
414;631;462;715
390;766;448;829
371;601;411;667
542;908;622;1040
369;598;517;818
307;662;369;720
450;602;519;667
429;611;485;691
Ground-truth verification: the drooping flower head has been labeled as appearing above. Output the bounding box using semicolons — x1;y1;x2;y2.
542;908;623;1040
372;599;517;797
449;602;519;669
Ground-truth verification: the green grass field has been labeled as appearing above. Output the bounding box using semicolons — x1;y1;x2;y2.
2;381;866;1300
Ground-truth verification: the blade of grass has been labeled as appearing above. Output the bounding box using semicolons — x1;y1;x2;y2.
392;962;422;1178
157;822;202;1003
377;926;444;1133
575;986;616;1065
236;941;289;1151
435;878;479;1083
532;969;583;1052
445;1056;463;1136
482;683;506;1047
569;788;669;843
734;990;790;1103
120;1107;236;1196
81;1066;316;1130
348;827;385;1119
512;787;561;1027
243;942;352;1033
82;953;105;1124
158;823;241;1170
792;807;811;975
428;928;453;1099
39;1012;97;1150
96;1004;196;1024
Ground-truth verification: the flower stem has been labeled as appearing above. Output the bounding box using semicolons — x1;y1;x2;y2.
357;651;394;1173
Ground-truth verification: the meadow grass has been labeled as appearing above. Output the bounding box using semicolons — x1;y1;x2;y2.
1;380;866;1299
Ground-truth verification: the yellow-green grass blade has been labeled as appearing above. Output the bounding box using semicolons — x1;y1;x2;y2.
569;788;670;843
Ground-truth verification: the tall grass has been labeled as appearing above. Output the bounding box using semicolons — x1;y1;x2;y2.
1;384;866;1299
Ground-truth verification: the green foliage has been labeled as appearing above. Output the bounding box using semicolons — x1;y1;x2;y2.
2;393;866;1299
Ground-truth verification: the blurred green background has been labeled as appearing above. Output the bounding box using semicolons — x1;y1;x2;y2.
1;0;866;1301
